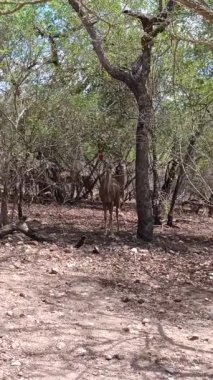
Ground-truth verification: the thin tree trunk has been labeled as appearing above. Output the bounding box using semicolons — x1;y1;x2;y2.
208;193;213;217
151;129;163;225
167;166;184;226
161;159;178;196
18;179;23;219
167;124;204;226
0;183;9;226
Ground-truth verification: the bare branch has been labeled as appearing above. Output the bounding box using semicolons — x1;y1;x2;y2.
68;0;129;83
170;33;213;47
34;25;59;65
124;1;175;79
175;0;213;22
0;0;52;15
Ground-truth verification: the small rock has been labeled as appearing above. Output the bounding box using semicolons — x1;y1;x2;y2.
140;249;149;254
159;309;165;314
49;245;58;252
164;366;179;375
142;318;150;325
87;322;94;327
19;313;25;318
13;263;20;269
113;353;124;360
19;292;26;298
123;327;130;333
134;279;140;284
131;248;138;254
189;334;199;341
11;360;21;366
49;267;59;275
174;298;182;302
138;298;145;304
28;240;39;246
6;311;13;317
207;310;213;320
56;342;66;350
203;338;209;342
64;248;71;253
92;246;100;254
121;296;130;303
105;354;112;360
75;347;87;357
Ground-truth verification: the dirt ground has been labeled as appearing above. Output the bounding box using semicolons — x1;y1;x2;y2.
0;201;212;380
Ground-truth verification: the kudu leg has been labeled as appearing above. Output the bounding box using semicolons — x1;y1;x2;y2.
116;206;119;232
104;207;107;234
109;206;113;233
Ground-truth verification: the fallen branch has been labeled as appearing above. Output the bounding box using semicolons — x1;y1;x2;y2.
0;217;54;242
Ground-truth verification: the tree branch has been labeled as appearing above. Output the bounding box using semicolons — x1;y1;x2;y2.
124;1;175;79
68;0;129;83
0;0;52;15
175;0;213;23
35;25;60;65
170;33;213;47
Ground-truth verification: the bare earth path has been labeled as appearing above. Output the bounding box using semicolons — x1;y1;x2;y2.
0;203;212;380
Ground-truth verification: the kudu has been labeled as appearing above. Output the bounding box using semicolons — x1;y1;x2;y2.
114;162;127;203
99;162;127;233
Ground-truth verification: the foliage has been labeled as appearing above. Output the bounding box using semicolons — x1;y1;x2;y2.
0;0;212;208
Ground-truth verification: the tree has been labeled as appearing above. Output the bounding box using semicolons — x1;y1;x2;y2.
0;0;212;233
176;0;213;23
67;0;176;241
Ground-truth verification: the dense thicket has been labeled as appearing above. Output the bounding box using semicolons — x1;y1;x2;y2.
0;0;212;239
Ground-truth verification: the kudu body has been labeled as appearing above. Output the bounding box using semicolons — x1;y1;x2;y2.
114;162;127;203
99;162;127;233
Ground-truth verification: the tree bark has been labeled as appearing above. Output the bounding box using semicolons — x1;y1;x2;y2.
0;184;9;226
208;193;213;217
175;0;213;23
167;165;183;226
162;158;178;196
151;128;163;225
136;104;154;240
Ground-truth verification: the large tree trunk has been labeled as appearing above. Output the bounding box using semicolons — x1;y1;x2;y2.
151;128;163;225
135;104;153;241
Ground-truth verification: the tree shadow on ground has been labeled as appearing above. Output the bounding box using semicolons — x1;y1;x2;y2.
131;321;212;378
3;272;211;379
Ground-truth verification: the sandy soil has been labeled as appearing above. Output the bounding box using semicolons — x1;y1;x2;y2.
0;202;212;380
